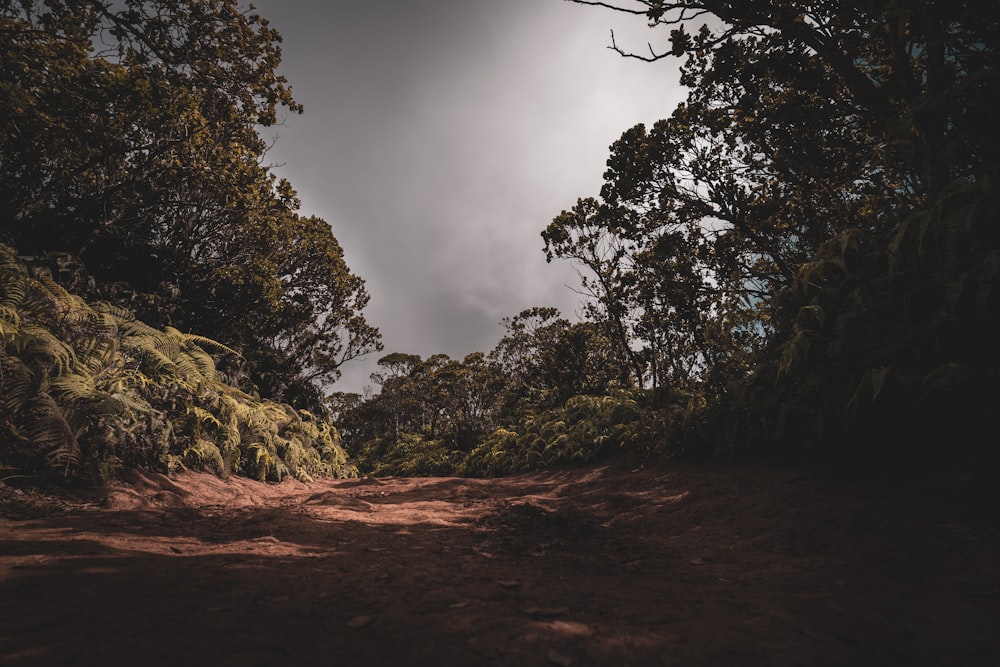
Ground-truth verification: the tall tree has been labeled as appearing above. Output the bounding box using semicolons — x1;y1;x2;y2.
564;0;1000;457
491;306;623;407
0;0;382;410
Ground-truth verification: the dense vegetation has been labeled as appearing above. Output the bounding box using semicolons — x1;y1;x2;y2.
0;244;355;480
335;309;692;476
1;0;377;480
337;0;1000;474
2;0;998;481
0;0;381;414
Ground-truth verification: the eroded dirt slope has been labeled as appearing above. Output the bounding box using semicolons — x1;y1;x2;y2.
1;463;998;666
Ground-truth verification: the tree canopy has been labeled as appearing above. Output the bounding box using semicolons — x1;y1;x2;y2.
0;0;381;413
546;0;1000;459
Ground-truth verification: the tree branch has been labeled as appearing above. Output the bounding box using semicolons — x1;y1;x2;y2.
609;29;670;62
565;0;649;16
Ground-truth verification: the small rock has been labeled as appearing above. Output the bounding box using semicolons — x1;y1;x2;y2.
347;615;376;629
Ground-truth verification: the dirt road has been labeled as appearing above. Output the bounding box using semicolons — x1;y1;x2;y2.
1;463;998;666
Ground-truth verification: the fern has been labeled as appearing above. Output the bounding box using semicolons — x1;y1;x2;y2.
1;355;36;416
183;438;225;472
0;245;29;312
22;393;81;475
0;305;21;335
0;244;357;482
10;324;78;375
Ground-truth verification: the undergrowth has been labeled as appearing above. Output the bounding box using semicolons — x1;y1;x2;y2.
0;244;356;483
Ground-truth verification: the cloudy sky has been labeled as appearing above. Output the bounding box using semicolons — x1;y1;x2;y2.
249;0;686;394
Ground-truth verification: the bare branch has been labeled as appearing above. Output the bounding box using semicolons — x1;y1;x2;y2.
565;0;649;16
609;29;670;62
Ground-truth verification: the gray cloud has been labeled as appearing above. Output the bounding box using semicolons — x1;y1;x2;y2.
249;0;686;393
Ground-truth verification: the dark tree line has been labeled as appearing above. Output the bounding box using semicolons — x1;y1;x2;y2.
542;0;1000;462
333;309;629;474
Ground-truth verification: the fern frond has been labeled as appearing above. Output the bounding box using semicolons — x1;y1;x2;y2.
32;276;90;330
83;310;118;338
11;325;78;375
189;405;223;430
50;372;100;402
165;327;240;358
247;441;276;480
175;342;216;383
1;355;36;415
20;393;81;475
183;438;225;471
107;390;153;418
122;336;179;376
0;305;21;334
0;245;28;311
92;302;136;322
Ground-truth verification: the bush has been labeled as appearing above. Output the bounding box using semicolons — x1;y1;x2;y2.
0;244;356;482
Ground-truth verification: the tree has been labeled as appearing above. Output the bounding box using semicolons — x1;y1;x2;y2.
570;0;999;197
547;2;930;396
1;0;298;253
249;213;382;408
338;305;631;474
565;0;1000;459
0;0;381;410
491;307;623;409
543;196;730;393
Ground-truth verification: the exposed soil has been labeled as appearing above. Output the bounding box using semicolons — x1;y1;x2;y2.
1;462;998;666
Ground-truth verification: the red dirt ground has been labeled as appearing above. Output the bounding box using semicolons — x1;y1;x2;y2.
1;462;998;666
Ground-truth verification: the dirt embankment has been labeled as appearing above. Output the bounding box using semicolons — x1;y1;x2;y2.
1;463;998;666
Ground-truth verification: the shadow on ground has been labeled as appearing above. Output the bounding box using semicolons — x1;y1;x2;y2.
2;463;998;666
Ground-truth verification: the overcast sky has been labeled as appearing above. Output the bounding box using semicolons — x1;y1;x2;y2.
249;0;685;394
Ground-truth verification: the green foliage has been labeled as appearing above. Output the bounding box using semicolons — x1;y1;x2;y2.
341;302;714;477
0;245;356;482
549;0;1000;466
348;384;695;478
491;308;624;411
357;434;463;478
460;393;645;476
0;0;382;414
729;173;1000;462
